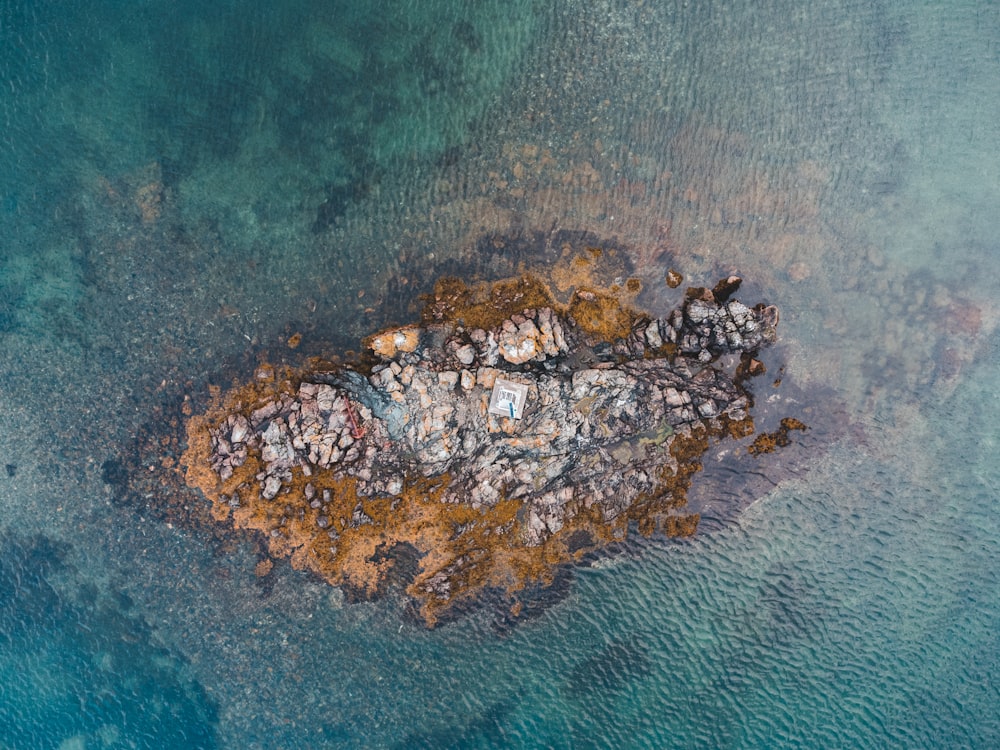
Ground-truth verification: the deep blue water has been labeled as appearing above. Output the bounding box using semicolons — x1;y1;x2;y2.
1;1;999;748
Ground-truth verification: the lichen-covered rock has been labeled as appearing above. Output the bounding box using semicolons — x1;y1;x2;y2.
183;275;778;624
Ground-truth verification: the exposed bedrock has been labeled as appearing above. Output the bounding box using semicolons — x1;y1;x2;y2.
185;274;780;624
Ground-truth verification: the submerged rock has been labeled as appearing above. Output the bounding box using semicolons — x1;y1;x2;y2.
183;274;778;624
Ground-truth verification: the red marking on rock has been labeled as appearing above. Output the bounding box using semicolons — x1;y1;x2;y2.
344;399;365;440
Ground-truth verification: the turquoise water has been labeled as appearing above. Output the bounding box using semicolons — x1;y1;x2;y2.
2;1;999;748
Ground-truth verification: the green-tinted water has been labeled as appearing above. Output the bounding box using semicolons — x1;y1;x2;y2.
1;1;998;747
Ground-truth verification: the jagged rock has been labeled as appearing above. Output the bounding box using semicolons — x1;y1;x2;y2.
185;275;779;625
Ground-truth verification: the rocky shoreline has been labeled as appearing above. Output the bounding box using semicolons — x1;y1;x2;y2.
183;274;779;624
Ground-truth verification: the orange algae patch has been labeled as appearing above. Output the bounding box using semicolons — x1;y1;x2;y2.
422;269;643;336
747;417;808;455
567;288;638;341
254;559;273;577
421;274;559;330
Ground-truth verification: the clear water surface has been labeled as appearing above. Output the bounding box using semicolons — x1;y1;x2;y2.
1;1;998;748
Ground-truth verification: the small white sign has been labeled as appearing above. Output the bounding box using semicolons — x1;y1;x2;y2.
488;378;529;420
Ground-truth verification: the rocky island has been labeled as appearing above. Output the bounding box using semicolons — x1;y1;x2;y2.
183;274;779;624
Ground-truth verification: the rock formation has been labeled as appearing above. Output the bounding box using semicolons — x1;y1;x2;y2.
183;274;778;624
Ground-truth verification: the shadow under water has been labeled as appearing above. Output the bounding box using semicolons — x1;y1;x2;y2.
0;530;218;749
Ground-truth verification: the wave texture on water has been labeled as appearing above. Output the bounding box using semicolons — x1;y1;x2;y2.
1;0;999;748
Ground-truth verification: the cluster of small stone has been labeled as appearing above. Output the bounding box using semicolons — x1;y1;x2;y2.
670;289;778;361
206;278;777;570
209;387;369;498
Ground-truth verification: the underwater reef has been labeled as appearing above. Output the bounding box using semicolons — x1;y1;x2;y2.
183;274;779;624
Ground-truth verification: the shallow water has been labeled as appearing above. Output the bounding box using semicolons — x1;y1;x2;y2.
1;1;999;748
